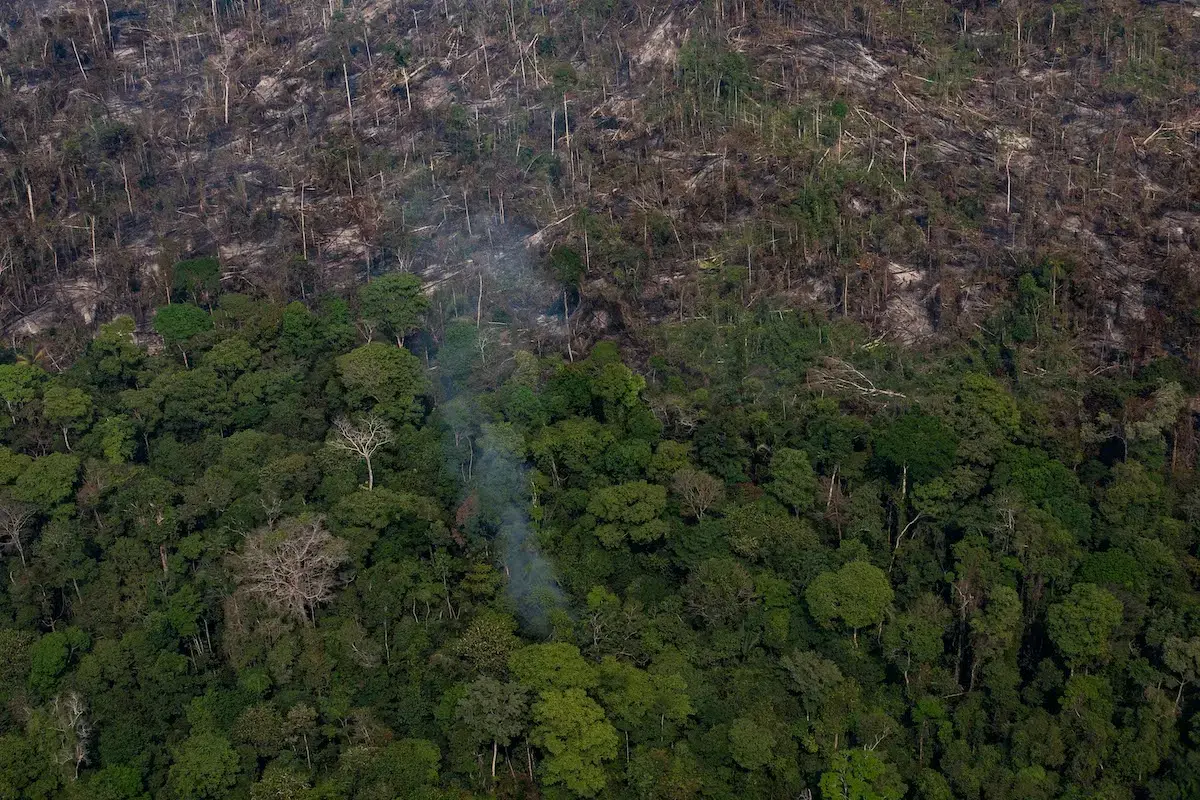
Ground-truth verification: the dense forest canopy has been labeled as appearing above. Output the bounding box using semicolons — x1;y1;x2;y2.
1;262;1200;800
2;0;1200;798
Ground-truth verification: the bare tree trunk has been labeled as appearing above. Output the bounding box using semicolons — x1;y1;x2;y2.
121;161;134;214
101;0;113;47
71;40;88;81
563;290;573;362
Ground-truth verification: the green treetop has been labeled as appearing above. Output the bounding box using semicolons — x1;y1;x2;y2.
807;560;894;645
357;272;429;346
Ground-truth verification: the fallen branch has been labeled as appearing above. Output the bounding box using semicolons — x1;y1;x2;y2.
523;212;576;249
808;357;907;399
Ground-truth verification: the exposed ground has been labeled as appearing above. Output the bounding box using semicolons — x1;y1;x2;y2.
1;0;1198;364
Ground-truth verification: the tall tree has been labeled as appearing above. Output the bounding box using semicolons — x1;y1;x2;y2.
531;688;619;797
807;560;894;645
336;342;426;417
357;273;429;346
41;383;92;451
510;643;597;692
168;732;239;800
455;678;529;777
171;256;221;305
1047;583;1123;672
819;749;906;800
768;447;817;514
587;481;668;547
872;413;957;489
1164;636;1200;709
153;304;212;368
0;363;43;426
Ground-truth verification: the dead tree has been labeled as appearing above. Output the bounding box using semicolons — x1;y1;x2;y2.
51;691;90;780
329;415;394;491
671;468;725;520
808;357;907;400
235;516;348;624
0;500;35;567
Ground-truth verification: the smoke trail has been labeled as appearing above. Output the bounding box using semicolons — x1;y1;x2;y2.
427;228;568;636
475;421;564;636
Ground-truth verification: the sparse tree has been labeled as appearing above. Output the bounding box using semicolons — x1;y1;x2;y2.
50;691;90;780
329;415;394;490
1164;636;1200;710
0;499;35;567
671;467;724;520
235;517;349;624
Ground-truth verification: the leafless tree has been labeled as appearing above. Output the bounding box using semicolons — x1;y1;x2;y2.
51;691;90;780
672;468;725;520
808;357;907;400
329;415;394;490
235;517;349;624
0;500;35;567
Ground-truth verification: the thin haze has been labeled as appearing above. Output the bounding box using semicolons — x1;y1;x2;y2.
427;225;567;636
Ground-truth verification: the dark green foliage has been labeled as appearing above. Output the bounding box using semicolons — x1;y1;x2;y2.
767;447;817;514
154;304;212;345
0;276;1198;800
154;304;213;368
357;273;429;345
172;257;221;304
993;445;1091;536
547;245;585;287
678;39;757;100
336;342;426;417
872;412;957;485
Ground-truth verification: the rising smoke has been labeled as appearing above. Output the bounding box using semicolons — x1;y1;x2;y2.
476;421;565;636
427;227;568;636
